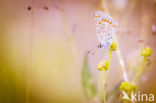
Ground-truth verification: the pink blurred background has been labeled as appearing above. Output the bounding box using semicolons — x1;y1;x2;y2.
0;0;156;103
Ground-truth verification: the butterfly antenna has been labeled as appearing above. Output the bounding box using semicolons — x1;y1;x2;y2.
87;44;101;54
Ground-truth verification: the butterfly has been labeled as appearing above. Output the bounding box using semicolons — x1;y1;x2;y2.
95;11;117;48
88;11;118;54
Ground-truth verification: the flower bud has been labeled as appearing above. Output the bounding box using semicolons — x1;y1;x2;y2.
140;47;152;57
97;61;110;71
120;82;137;93
110;42;117;51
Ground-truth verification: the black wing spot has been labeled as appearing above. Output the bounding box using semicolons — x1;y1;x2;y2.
44;6;49;10
27;6;31;11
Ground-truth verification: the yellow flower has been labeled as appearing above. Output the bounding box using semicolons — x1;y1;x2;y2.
97;62;104;71
110;41;117;51
120;82;137;93
97;61;110;71
140;47;152;57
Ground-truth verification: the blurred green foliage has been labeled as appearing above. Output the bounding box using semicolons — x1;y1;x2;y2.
81;54;97;100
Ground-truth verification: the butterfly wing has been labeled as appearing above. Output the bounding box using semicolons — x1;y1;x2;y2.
95;11;117;48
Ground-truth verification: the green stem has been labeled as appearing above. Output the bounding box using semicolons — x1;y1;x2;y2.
103;50;112;103
108;50;112;68
106;50;112;82
131;57;147;82
102;70;106;103
101;0;108;13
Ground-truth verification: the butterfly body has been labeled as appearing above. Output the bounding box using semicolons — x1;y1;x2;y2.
95;11;117;48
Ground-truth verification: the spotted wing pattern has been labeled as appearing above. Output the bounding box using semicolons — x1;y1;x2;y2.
95;11;117;48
